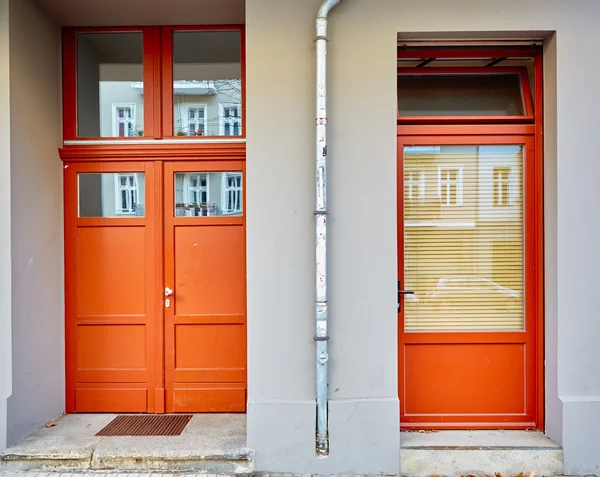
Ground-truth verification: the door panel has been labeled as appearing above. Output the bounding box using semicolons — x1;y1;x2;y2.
164;161;247;412
65;162;160;413
398;137;538;428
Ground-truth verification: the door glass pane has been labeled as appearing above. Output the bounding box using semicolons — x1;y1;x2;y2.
77;32;144;137
397;73;525;116
78;173;145;217
172;31;242;137
174;172;242;216
403;145;524;331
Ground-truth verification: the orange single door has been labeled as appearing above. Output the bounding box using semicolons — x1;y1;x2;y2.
397;137;541;428
65;162;163;413
163;161;247;412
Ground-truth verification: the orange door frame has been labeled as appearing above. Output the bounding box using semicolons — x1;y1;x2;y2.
396;49;544;430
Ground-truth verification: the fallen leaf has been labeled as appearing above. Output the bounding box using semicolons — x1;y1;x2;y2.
45;422;56;428
85;424;91;428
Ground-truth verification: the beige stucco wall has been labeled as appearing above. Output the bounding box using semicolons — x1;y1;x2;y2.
6;0;63;445
246;0;598;474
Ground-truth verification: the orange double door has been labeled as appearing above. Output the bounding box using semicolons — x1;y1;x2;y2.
65;160;246;413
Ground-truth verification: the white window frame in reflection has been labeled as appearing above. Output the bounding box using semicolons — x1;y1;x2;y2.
437;165;464;206
188;173;209;206
219;102;241;136
221;173;242;215
180;102;207;136
405;168;425;202
115;173;139;215
112;103;136;137
493;166;518;207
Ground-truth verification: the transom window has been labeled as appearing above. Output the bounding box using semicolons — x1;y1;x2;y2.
66;27;244;139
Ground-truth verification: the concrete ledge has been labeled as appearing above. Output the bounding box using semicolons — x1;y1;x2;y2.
400;431;563;477
0;436;99;470
91;435;253;472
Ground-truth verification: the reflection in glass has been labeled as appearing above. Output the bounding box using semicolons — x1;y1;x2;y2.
397;74;525;116
403;145;524;332
172;31;242;137
79;173;145;217
77;32;144;137
175;172;242;216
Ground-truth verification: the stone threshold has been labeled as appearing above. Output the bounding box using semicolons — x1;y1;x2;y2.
400;430;563;477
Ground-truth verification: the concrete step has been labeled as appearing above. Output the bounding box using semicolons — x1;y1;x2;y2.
0;435;254;473
400;430;563;477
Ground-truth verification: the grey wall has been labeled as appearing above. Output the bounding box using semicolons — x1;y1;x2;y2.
246;0;600;474
0;0;11;452
6;0;63;446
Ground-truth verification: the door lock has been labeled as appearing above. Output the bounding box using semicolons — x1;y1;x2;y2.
165;287;173;296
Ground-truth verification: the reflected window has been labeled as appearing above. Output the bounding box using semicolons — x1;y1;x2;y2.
173;31;242;137
438;166;463;206
220;103;242;136
222;173;242;214
79;173;145;217
493;167;518;206
175;172;243;216
77;32;144;138
405;168;425;203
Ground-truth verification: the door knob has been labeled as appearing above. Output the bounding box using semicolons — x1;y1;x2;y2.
165;287;173;296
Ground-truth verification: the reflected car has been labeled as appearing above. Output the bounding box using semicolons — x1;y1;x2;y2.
424;276;521;312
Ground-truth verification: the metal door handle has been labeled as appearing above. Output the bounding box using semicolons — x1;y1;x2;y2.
165;287;173;297
398;280;414;312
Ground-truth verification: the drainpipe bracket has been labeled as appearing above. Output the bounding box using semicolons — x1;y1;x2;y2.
313;335;330;341
313;210;329;215
313;35;329;42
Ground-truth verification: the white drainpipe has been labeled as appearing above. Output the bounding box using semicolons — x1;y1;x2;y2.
314;0;342;457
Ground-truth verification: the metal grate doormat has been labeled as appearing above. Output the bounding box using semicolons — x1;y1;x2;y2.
96;414;193;436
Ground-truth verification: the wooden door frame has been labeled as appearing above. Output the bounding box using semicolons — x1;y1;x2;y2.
396;50;544;430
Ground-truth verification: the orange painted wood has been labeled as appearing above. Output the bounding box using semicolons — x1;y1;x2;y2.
75;388;148;413
164;161;247;412
59;143;246;162
403;343;526;415
65;161;159;413
172;387;246;413
397;134;542;430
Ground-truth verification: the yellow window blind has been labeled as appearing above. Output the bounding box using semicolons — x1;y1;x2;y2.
403;145;524;332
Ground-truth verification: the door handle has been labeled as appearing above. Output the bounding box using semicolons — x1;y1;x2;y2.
165;287;173;296
398;280;414;312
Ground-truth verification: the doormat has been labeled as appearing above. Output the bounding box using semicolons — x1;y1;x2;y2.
96;414;193;436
